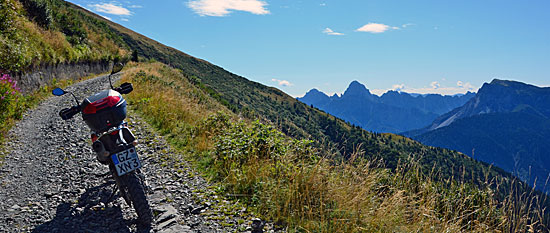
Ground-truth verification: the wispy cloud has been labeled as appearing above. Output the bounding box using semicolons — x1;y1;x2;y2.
371;81;477;96
271;78;293;87
392;84;405;92
323;28;344;36
89;3;131;16
187;0;269;17
401;23;415;28
100;15;112;21
128;5;143;9
356;23;399;33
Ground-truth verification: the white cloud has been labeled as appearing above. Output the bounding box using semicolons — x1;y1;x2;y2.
376;81;478;96
402;23;415;28
100;15;112;21
187;0;269;17
370;89;386;96
392;84;405;92
121;18;129;22
128;5;143;8
271;78;293;87
89;3;131;16
356;23;398;33
323;28;344;36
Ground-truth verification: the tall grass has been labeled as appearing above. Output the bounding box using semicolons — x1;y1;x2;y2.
122;62;548;232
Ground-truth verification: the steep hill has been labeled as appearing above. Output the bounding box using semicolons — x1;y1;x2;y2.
0;0;127;73
409;79;550;192
298;81;474;133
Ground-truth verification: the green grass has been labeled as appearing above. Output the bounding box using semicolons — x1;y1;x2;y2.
0;0;126;73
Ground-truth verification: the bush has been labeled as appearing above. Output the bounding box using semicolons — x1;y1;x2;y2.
0;74;24;138
21;0;53;29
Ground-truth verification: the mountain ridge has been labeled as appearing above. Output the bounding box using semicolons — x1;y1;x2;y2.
298;81;475;133
408;79;550;193
421;79;550;131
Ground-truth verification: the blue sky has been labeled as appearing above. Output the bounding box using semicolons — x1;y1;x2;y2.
68;0;550;97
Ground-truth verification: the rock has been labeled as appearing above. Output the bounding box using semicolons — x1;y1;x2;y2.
158;224;192;233
154;205;178;224
157;218;177;230
191;206;206;215
251;218;265;233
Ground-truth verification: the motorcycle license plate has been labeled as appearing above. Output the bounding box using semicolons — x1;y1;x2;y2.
111;147;142;176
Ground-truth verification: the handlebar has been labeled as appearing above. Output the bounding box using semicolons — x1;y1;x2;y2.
59;106;80;120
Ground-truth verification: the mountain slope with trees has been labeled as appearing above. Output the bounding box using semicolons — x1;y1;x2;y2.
408;79;550;193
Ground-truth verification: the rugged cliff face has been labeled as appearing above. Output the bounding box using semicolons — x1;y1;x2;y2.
409;79;550;193
12;61;111;93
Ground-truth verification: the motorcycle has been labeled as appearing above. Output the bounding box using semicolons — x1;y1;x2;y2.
52;62;153;226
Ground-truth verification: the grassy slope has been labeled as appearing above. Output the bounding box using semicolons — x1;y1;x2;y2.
121;62;549;232
0;0;127;73
43;0;549;212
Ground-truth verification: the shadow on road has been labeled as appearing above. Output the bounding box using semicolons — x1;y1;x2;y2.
32;181;151;233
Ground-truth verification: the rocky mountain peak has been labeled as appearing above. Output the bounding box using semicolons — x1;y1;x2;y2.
427;79;550;130
342;81;375;100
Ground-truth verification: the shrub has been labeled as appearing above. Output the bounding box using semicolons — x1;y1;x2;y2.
20;0;53;29
0;74;24;138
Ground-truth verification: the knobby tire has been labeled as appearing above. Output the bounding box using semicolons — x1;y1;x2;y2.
124;172;153;226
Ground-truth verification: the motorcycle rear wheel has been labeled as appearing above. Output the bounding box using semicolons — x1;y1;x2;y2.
124;172;153;226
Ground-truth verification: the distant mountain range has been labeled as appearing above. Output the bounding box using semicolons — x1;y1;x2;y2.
406;79;550;192
298;81;475;133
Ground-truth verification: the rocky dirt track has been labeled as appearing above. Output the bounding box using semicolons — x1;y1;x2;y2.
0;75;277;232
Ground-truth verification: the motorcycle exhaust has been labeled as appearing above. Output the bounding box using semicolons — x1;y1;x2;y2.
92;140;110;163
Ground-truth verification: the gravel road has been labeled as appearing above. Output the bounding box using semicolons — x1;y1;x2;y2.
0;74;277;232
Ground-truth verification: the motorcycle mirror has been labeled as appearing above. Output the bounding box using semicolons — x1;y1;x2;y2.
52;88;66;96
118;82;133;94
111;62;125;75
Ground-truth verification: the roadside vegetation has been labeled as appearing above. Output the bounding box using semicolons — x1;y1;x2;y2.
0;71;104;152
0;0;126;73
121;62;549;232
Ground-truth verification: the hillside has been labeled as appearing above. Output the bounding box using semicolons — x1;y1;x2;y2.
1;0;549;231
0;0;127;73
121;62;549;231
298;81;474;133
408;79;550;193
